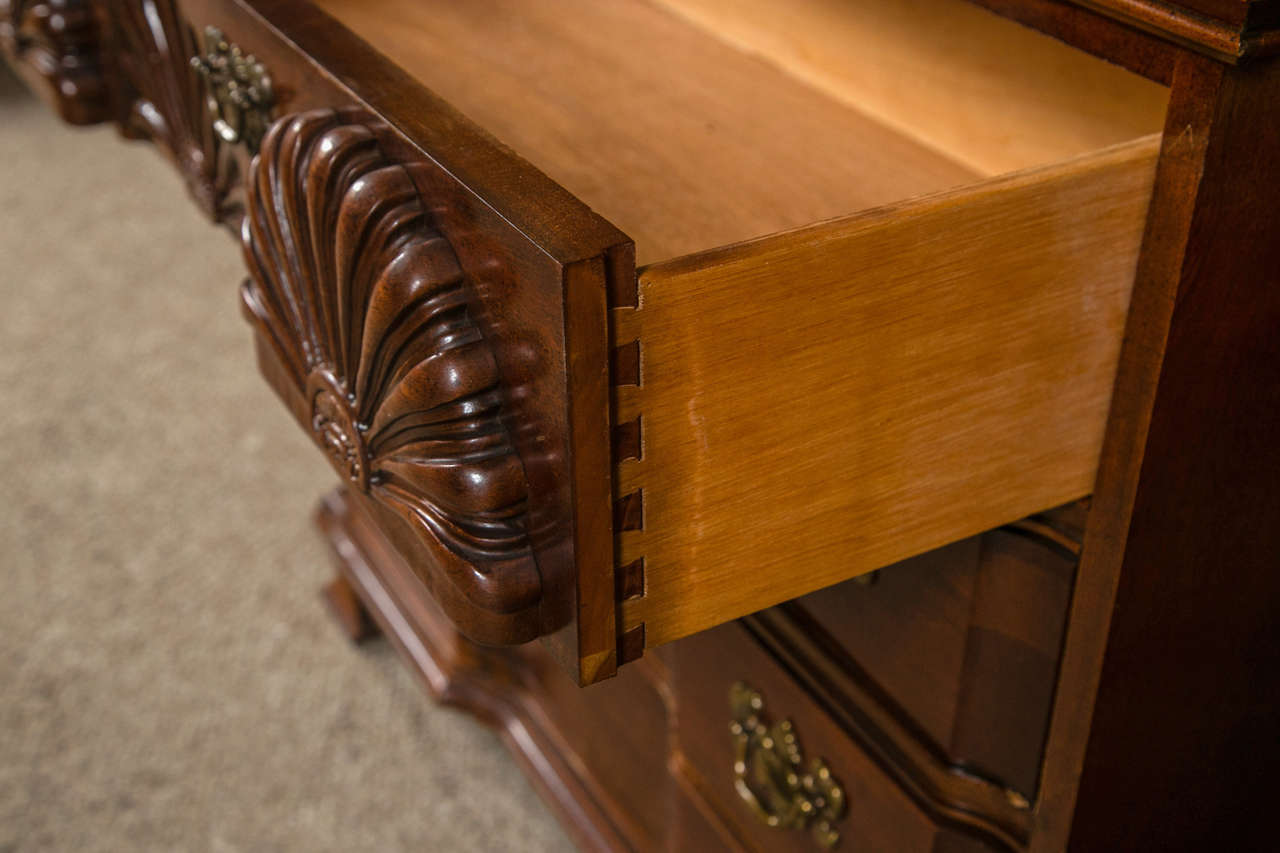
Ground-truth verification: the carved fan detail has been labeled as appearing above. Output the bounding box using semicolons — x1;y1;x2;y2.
240;109;541;618
104;0;237;220
0;0;110;124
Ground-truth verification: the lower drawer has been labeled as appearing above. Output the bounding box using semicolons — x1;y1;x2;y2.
670;620;1004;852
794;502;1083;799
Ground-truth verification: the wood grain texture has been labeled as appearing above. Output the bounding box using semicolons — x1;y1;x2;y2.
102;0;248;220
241;108;547;641
796;502;1082;810
650;0;1169;175
0;0;110;124
963;0;1280;70
615;135;1159;649
672;622;947;853
314;489;639;852
311;0;982;264
1073;0;1280;61
177;0;634;683
1034;51;1280;853
745;606;1027;850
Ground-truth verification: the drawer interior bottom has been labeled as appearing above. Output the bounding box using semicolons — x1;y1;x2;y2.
312;0;1167;265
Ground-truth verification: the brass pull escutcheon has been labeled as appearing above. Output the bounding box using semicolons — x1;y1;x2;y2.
191;26;274;153
729;682;847;849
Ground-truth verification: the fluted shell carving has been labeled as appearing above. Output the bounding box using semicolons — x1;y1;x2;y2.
240;109;540;616
104;0;238;220
0;0;110;125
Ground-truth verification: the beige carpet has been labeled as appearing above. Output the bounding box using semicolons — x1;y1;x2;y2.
0;66;571;852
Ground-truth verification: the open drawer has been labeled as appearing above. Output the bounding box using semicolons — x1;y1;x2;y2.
150;0;1168;683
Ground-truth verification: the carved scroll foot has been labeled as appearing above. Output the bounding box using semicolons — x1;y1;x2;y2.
322;574;379;644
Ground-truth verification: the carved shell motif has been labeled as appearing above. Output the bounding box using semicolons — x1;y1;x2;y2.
240;109;540;617
104;0;236;220
0;0;110;125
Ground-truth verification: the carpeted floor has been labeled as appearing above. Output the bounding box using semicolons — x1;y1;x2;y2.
0;66;571;852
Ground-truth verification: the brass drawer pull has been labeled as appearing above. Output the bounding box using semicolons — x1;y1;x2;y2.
730;682;847;849
191;26;273;152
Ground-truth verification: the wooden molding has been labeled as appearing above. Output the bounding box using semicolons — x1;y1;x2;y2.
0;0;110;124
242;108;546;635
1071;0;1280;63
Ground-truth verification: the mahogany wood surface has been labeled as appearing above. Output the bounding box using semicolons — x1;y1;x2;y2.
616;137;1158;650
961;0;1280;79
171;0;1174;680
796;502;1082;804
170;0;634;683
0;0;110;123
316;487;732;853
321;574;378;643
1073;0;1280;61
1034;51;1280;852
317;486;1088;852
673;621;977;852
240;108;548;638
965;0;1184;83
744;607;1027;850
99;0;244;219
11;0;1280;849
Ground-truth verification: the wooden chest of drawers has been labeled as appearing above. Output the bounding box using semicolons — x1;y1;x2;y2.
5;0;1279;849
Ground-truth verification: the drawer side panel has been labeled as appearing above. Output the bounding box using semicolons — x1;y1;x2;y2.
616;136;1159;648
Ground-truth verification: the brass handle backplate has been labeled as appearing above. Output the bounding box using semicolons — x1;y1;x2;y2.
730;682;847;849
191;26;274;153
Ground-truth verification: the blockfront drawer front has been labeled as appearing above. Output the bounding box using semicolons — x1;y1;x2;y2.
75;0;1168;682
670;619;1008;852
104;0;637;686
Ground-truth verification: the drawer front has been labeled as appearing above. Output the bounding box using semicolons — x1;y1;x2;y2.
85;0;634;685
795;502;1082;799
670;620;1006;852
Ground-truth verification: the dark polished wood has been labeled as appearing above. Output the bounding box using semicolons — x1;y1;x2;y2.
321;574;378;643
1036;51;1280;853
242;107;547;646
795;503;1083;807
317;484;1032;852
0;0;110;123
173;0;633;683
672;621;1008;853
1074;0;1280;62
315;487;720;853
965;0;1280;82
9;0;1280;850
230;0;631;684
98;0;247;219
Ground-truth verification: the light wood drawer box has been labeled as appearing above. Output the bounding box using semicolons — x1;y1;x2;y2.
139;0;1168;684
